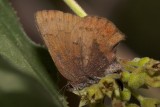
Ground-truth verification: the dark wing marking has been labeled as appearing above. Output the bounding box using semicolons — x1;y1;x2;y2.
70;16;124;77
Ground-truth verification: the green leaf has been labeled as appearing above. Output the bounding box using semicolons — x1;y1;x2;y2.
0;55;57;107
0;0;66;107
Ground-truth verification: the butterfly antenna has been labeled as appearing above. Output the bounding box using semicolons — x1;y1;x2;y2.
58;83;70;94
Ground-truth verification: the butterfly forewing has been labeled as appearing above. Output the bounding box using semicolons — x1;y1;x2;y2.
36;10;124;85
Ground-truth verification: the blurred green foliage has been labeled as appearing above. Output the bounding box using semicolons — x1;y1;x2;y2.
0;0;67;107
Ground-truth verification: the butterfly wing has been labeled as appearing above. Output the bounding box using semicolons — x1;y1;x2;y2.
36;10;86;83
36;10;124;85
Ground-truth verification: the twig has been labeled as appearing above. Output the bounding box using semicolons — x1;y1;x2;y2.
63;0;87;17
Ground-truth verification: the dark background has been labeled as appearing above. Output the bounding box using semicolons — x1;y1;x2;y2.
10;0;160;60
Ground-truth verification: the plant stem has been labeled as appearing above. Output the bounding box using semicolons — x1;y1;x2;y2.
63;0;87;17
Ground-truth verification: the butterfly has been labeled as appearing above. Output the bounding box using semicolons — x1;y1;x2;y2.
35;10;124;89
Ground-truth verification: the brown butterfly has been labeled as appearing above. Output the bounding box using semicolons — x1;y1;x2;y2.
35;10;124;89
